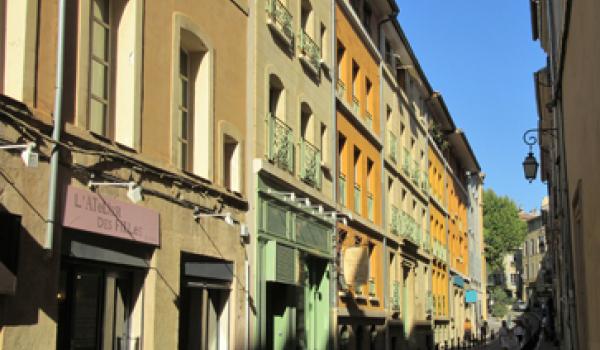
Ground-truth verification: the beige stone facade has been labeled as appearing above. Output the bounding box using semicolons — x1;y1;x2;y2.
0;0;249;349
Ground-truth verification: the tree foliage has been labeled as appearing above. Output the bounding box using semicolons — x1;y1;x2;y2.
483;189;527;272
490;286;512;318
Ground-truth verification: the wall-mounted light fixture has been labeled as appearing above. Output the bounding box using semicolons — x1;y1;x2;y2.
193;207;235;226
88;180;143;203
0;142;38;167
521;128;557;182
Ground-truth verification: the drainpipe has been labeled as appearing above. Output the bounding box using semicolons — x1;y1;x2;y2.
44;0;67;252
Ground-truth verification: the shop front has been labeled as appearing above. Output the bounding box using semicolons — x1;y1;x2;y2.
57;185;159;350
256;177;333;350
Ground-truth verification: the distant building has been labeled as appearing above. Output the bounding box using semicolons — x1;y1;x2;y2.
520;198;552;302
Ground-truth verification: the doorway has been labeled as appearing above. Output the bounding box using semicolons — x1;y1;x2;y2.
57;263;138;350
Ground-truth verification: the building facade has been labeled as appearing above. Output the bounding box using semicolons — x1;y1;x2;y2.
529;0;600;348
0;0;250;349
0;0;487;349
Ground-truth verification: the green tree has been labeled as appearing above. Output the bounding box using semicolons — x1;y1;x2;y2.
483;189;527;272
490;286;512;318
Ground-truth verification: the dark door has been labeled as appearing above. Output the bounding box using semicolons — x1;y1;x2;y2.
57;264;133;350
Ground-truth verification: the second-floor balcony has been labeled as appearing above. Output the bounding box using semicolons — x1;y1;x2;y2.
391;281;401;311
402;148;411;175
388;131;398;163
353;183;361;214
352;95;359;115
390;206;401;235
412;161;420;185
421;172;429;193
367;191;374;221
339;173;347;206
365;111;373;130
266;0;294;44
336;79;345;99
299;138;321;189
266;113;294;174
368;278;377;299
298;29;321;74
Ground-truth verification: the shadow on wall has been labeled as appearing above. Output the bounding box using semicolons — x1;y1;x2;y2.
0;202;60;327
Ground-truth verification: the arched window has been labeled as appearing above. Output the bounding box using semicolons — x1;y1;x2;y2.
268;74;285;120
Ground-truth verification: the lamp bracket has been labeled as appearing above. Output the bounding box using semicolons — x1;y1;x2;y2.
522;128;558;150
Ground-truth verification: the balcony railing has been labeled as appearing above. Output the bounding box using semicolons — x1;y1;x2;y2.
336;79;345;99
367;192;374;221
352;95;359;114
391;281;401;311
339;173;347;206
266;113;294;173
298;29;321;73
368;278;376;298
412;161;420;184
388;131;397;163
354;183;361;214
299;138;321;189
402;148;411;175
265;0;294;43
365;111;373;130
390;206;400;235
421;171;429;193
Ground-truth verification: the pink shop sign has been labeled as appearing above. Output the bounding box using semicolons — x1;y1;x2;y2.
62;185;160;246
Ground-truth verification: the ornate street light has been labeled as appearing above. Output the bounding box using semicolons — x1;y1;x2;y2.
522;128;557;182
523;152;538;183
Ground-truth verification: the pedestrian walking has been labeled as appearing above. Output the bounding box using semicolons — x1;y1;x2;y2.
481;321;488;344
499;320;519;350
514;320;525;346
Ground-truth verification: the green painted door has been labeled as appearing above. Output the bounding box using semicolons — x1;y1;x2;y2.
298;256;330;350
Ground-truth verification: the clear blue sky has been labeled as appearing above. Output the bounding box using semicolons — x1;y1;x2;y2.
397;1;547;211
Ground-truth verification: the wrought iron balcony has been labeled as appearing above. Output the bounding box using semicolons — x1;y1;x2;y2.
365;111;373;130
338;173;347;206
336;79;345;99
391;281;401;311
298;29;321;73
421;171;429;193
367;192;374;221
368;278;376;298
426;292;433;315
352;95;359;114
266;113;294;173
265;0;294;44
390;206;400;235
412;160;420;184
354;183;361;214
388;131;398;163
299;138;321;189
402;148;411;175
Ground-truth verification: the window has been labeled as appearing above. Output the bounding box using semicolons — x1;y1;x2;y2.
2;0;37;102
172;15;213;178
89;0;111;136
352;60;359;101
338;133;347;205
353;147;361;186
86;0;141;147
320;23;327;62
320;123;328;165
336;41;345;82
179;49;192;170
300;0;313;37
384;39;392;67
365;78;372;114
223;134;240;192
